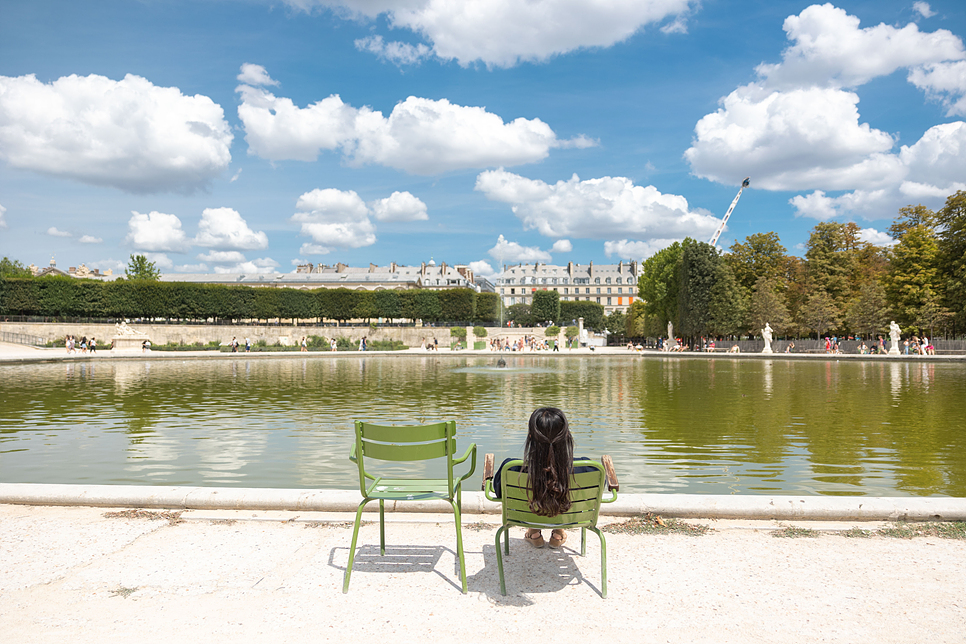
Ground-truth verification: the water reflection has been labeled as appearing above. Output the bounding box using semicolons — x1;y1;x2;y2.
1;356;965;496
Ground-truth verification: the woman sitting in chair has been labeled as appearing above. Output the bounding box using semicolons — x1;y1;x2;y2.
492;407;592;549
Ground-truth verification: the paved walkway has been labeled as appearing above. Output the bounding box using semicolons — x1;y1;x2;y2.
1;504;964;643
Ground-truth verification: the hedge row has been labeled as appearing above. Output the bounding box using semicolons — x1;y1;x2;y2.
0;276;501;324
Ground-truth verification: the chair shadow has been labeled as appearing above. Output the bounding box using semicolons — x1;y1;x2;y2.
466;535;603;604
330;544;464;593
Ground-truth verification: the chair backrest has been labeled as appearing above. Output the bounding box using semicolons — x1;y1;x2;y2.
497;459;606;528
354;420;458;494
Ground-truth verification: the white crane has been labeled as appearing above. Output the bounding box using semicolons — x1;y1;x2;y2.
709;177;750;247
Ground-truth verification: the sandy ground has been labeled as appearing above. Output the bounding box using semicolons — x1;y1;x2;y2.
1;504;964;643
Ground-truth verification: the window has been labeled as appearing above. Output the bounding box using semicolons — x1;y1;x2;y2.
616;277;622;284
607;287;611;294
596;297;601;304
594;277;600;284
618;287;622;294
607;297;612;305
596;288;601;294
562;278;569;284
585;288;590;294
563;288;569;294
500;288;505;294
510;288;515;294
605;277;611;284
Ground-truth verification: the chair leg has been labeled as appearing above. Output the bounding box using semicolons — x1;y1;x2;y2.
343;499;371;593
494;525;507;595
581;527;587;556
589;526;608;599
450;499;467;593
379;499;386;556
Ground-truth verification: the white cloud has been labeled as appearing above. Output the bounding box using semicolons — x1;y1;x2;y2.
193;207;269;250
0;73;232;193
286;0;694;68
213;257;280;274
487;234;552;263
604;238;679;260
913;2;936;19
899;121;966;193
475;168;720;241
468;260;496;279
143;252;174;270
125;211;190;252
237;63;279;87
755;4;964;90
230;169;243;182
47;227;72;237
291;188;377;252
78;235;102;244
370;191;428;221
909;60;966;116
789;189;895;220
196;250;247;263
237;74;591;174
93;258;126;274
355;35;432;66
686;85;903;191
551;239;572;253
299;243;330;255
173;263;209;273
858;227;897;246
0;203;6;228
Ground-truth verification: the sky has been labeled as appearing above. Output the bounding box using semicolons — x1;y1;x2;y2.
1;0;965;280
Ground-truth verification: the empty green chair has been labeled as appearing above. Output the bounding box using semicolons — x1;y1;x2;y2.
343;420;477;593
483;453;618;597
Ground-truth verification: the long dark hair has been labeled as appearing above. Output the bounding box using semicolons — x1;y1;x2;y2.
523;407;574;516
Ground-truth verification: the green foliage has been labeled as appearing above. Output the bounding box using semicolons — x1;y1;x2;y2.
936;191;966;327
505;303;533;326
335;337;356;351
638;241;683;328
845;281;891;339
125;254;161;281
603;313;625;337
323;288;358;322
677;239;720;339
564;325;579;339
0;257;32;278
726;232;788;292
559;300;604;331
544;325;561;338
374;289;401;320
474;292;500;323
449;326;467;339
354;290;376;321
401;289;441;323
472;325;487;338
800;290;841;339
748;276;790;336
369;339;407;351
707;262;747;337
531;289;560;324
884;223;941;327
437;288;475;322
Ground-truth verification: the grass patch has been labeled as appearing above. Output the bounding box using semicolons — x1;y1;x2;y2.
463;520;498;532
876;521;966;540
207;519;237;526
110;586;138;599
304;520;368;529
842;527;874;538
772;524;820;538
603;513;711;536
103;509;184;525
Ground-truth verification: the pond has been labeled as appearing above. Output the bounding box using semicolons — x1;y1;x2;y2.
1;355;964;496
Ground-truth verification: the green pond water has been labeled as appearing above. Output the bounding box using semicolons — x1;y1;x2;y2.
1;355;964;496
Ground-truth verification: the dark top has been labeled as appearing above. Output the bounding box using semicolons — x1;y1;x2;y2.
491;456;594;499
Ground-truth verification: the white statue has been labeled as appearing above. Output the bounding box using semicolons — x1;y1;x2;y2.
888;321;901;355
761;322;773;354
666;321;673;351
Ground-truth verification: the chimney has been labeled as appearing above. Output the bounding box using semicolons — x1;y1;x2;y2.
370;263;378;272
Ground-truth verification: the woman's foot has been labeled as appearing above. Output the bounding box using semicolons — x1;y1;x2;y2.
524;529;545;548
549;529;567;548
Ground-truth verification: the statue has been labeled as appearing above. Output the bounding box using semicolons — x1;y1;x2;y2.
666;321;673;351
889;321;901;355
761;322;773;354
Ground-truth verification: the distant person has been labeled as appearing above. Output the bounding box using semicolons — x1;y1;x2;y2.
301;337;307;352
231;337;238;353
89;337;97;354
245;337;251;352
785;342;794;353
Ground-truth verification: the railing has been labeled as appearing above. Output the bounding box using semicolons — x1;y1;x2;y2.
1;332;47;347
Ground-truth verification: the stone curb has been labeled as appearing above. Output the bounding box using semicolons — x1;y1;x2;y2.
2;484;965;521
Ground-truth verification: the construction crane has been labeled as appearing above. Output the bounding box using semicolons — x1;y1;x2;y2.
709;177;750;247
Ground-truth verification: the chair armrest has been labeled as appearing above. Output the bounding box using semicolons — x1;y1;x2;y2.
602;455;619;492
349;442;358;463
454;443;477;482
482;453;495;490
483;477;501;502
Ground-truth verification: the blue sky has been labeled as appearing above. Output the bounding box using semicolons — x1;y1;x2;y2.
1;0;965;279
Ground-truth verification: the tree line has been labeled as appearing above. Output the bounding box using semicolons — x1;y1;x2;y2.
629;191;966;343
0;272;501;325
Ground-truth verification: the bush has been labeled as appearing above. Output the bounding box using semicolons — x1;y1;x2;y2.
565;325;579;339
450;326;467;339
336;337;356;351
369;339;407;351
473;325;487;338
544;325;561;338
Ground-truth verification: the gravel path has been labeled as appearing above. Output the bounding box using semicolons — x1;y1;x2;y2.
1;504;964;643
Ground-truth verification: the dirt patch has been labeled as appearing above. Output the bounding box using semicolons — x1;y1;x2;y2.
603;513;712;536
102;509;184;526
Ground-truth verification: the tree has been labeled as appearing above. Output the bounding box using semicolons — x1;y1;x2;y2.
845;280;890;340
625;299;647;338
505;303;533;327
604;312;626;338
0;257;32;278
883;223;941;327
677;239;719;340
935;190;966;328
707;262;747;337
748;276;790;336
638;241;683;328
531;289;560;324
800;290;841;339
913;290;952;340
126;254;160;281
725;232;788;292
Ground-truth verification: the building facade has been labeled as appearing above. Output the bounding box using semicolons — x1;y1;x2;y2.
496;261;639;315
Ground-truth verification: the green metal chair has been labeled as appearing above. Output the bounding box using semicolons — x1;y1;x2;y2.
343;420;477;593
483;453;618;597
